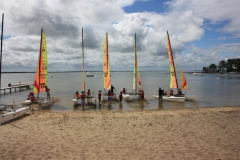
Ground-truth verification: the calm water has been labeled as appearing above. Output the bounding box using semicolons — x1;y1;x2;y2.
0;72;240;112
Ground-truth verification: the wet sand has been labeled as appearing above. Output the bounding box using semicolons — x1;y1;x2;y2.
0;106;240;159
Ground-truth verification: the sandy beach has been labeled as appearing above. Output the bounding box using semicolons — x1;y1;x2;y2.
1;106;240;160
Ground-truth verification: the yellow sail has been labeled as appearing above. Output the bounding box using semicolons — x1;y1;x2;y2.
103;33;111;90
166;31;178;89
133;33;142;92
178;64;189;90
33;29;48;94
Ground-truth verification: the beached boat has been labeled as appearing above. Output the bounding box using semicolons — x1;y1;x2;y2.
101;33;117;101
120;33;145;101
153;31;198;102
72;28;96;105
0;104;30;124
21;29;55;107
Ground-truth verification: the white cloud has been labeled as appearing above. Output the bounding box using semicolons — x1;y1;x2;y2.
0;0;239;72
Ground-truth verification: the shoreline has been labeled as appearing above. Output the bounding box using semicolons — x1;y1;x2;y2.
1;106;240;159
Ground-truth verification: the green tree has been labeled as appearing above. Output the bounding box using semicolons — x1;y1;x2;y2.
209;64;217;73
218;60;227;73
202;67;209;73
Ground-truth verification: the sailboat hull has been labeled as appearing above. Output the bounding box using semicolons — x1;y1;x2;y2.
162;95;185;102
0;106;30;124
72;97;96;105
101;94;118;102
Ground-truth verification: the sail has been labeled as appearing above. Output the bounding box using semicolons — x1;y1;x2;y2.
82;28;85;92
33;29;48;94
133;34;137;91
137;59;142;90
103;33;111;90
133;33;142;92
166;31;178;89
178;65;189;90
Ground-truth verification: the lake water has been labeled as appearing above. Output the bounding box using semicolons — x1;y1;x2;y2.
0;72;239;112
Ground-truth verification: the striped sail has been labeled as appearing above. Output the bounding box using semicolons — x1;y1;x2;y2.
133;33;142;92
103;33;111;90
33;29;48;94
178;65;189;90
166;31;178;89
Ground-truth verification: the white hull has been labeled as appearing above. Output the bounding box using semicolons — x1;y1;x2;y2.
72;97;96;105
123;93;131;101
154;94;197;101
40;97;55;107
101;94;117;102
1;106;30;124
162;95;185;102
21;97;55;108
216;74;228;77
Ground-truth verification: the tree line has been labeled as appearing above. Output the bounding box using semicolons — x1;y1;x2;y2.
202;58;240;73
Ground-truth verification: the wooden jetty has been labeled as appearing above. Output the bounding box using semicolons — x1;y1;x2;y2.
0;82;33;94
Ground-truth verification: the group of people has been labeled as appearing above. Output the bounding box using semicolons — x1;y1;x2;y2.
74;89;92;109
27;85;51;104
158;87;183;100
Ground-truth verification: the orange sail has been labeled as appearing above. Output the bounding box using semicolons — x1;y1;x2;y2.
133;33;142;92
166;31;178;89
103;33;111;90
33;29;48;94
178;65;189;90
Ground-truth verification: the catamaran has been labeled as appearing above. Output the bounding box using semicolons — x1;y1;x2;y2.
0;13;30;124
21;29;55;108
101;33;117;101
121;33;144;101
72;28;96;105
153;31;198;102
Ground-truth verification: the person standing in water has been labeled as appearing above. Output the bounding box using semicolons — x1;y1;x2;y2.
45;86;50;100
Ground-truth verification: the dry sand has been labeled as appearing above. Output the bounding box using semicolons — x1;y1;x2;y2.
1;106;240;160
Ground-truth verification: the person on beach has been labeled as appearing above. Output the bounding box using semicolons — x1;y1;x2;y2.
158;87;163;101
45;86;50;100
80;91;85;109
119;91;123;102
141;90;145;100
108;89;112;102
98;90;102;107
122;88;126;94
169;89;173;96
111;85;115;94
29;92;35;104
27;92;31;100
87;89;91;97
75;91;80;99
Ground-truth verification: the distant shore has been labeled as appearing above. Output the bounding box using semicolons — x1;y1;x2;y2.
0;106;239;159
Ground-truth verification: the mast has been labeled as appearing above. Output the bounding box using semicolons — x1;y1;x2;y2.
0;13;4;96
82;28;85;92
166;31;179;90
134;33;137;93
37;29;43;98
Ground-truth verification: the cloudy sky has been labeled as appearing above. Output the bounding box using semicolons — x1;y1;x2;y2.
1;0;240;72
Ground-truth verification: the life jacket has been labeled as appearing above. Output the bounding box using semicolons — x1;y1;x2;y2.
45;87;50;92
81;94;85;99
